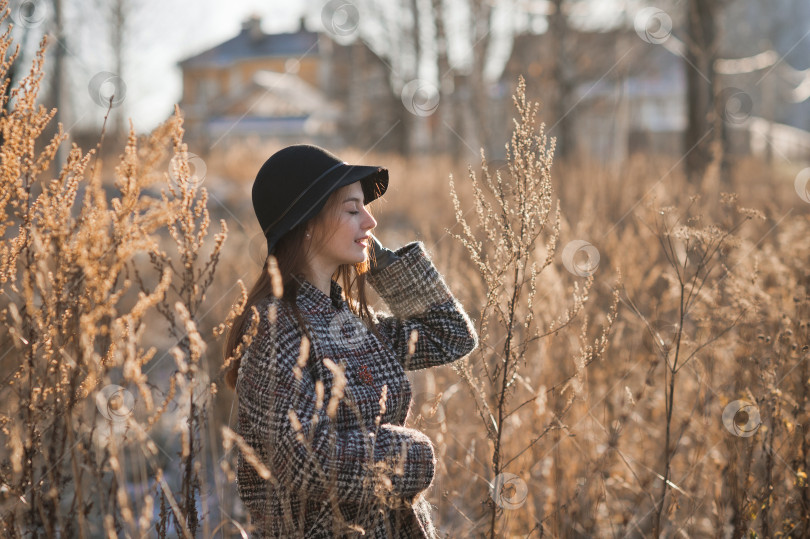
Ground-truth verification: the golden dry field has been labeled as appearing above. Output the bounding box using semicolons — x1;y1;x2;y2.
1;5;809;538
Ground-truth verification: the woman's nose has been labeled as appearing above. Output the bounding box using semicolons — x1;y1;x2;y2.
363;208;377;230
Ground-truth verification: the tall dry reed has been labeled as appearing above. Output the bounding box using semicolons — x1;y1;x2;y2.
446;75;619;536
0;5;230;535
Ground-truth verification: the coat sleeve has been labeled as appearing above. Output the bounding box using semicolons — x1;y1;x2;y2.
365;241;479;371
236;298;436;506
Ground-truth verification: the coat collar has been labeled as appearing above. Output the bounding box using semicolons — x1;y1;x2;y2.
293;275;344;312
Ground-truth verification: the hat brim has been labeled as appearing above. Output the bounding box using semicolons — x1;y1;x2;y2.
343;164;389;206
266;163;388;252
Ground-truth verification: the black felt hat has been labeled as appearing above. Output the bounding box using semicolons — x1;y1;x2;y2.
252;144;389;254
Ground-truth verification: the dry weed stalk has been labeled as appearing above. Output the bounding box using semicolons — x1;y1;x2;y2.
447;75;618;536
707;207;809;538
132;108;228;537
0;5;228;535
621;193;766;536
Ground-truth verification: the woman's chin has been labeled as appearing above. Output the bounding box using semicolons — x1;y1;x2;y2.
348;249;367;265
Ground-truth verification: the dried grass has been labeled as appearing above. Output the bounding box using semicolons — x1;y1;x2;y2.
1;6;808;538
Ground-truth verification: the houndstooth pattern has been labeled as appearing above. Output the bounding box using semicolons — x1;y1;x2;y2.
235;241;479;538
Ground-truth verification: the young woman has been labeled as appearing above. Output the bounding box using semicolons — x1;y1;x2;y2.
223;145;478;537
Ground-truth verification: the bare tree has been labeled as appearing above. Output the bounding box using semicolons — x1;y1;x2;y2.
107;0;128;138
345;0;514;158
548;0;575;159
683;0;721;183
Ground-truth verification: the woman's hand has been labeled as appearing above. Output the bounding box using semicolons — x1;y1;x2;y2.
368;233;400;275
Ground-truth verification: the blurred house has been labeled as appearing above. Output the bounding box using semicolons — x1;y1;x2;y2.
498;28;680;162
177;15;400;151
500;27;810;164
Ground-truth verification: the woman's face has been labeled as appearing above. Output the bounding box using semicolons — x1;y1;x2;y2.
309;181;377;269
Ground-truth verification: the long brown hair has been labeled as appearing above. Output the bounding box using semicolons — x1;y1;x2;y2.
223;184;385;390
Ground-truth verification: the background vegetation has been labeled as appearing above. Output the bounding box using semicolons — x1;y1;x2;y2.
1;1;809;537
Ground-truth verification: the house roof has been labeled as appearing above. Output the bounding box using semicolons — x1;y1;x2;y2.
179;18;320;68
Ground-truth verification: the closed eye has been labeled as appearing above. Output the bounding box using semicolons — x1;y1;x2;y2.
348;211;359;215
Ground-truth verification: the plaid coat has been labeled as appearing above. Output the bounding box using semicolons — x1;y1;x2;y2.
235;241;479;538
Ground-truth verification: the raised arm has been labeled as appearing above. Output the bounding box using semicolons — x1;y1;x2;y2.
365;240;479;371
236;298;435;507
